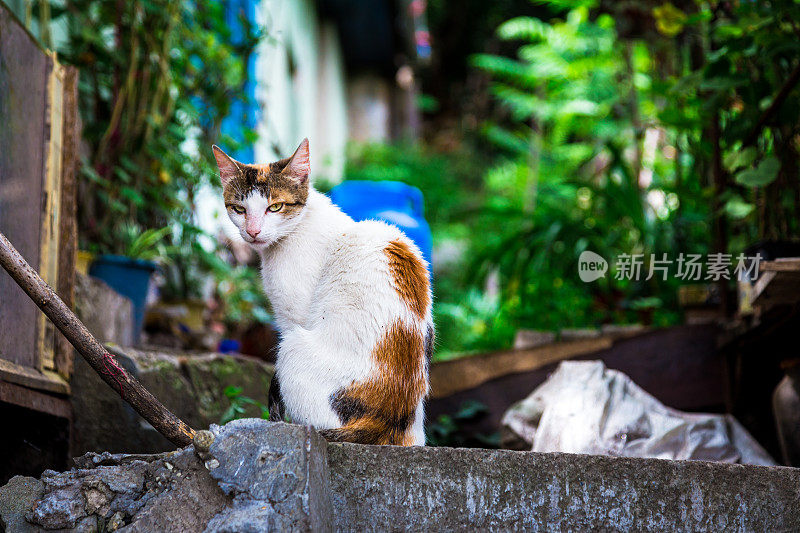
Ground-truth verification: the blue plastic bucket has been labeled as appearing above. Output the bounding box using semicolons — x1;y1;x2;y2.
330;180;433;273
89;255;156;342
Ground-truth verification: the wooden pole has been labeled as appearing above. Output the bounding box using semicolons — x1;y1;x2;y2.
0;230;195;447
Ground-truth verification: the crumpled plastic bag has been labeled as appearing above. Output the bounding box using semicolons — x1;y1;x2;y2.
501;360;775;465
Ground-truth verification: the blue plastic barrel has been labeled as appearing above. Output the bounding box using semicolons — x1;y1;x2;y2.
89;255;156;342
330;181;433;273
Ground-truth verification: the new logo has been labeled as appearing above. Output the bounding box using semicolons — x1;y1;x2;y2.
578;251;608;282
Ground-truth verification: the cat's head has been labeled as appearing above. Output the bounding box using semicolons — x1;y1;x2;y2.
213;139;310;249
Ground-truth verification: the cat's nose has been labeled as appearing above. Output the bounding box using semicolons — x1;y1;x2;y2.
247;228;261;239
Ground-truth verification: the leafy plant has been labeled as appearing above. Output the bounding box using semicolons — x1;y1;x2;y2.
156;223;209;302
212;265;272;327
120;224;171;261
651;0;800;244
349;0;800;359
220;385;269;425
444;0;800;356
156;221;271;326
467;6;683;341
41;0;271;341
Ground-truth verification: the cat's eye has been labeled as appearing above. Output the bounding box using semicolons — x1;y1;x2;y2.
229;205;245;215
267;203;284;212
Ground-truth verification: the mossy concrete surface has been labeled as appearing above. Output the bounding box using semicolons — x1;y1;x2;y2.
2;421;798;532
71;347;274;456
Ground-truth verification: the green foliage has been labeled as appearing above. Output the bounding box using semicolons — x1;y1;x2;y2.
155;221;271;325
442;0;800;355
220;385;269;425
45;0;270;333
119;224;170;261
212;261;272;327
354;0;800;359
733;157;780;188
345;142;488;237
469;6;685;346
156;224;208;302
47;0;261;254
652;0;800;242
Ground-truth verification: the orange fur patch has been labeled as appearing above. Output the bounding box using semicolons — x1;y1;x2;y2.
385;240;430;320
326;320;427;445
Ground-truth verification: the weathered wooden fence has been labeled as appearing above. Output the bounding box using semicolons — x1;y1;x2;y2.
0;2;79;479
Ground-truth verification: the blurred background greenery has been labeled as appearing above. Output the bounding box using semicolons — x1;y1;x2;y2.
348;0;800;358
22;0;800;359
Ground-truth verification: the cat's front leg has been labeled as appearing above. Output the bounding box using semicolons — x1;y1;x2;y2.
272;324;354;430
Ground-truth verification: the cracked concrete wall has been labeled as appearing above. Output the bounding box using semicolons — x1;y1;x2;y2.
2;421;799;532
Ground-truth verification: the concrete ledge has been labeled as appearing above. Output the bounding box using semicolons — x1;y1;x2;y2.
2;421;798;532
329;443;800;531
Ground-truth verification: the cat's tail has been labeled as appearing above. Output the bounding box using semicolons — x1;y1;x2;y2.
318;416;415;446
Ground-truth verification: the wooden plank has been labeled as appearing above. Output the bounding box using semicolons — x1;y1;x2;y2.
37;54;65;372
429;337;613;399
55;66;79;380
762;258;800;272
0;380;71;419
0;4;48;368
0;358;70;395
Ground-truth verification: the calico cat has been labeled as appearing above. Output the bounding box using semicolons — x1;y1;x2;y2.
213;139;433;445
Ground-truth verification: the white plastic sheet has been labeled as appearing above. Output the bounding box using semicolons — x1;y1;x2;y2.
501;360;775;465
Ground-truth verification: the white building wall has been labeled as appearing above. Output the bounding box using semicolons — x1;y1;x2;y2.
255;0;347;183
347;74;392;144
314;22;348;184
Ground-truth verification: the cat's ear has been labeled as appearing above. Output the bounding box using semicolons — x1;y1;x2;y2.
281;138;310;184
212;145;241;186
